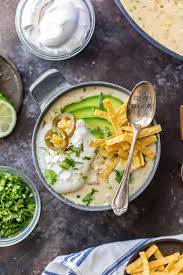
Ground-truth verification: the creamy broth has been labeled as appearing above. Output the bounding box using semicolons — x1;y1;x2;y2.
36;85;156;207
121;0;183;56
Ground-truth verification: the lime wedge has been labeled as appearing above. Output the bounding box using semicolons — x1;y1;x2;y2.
0;98;17;138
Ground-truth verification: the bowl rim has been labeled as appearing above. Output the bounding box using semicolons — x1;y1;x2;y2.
15;0;95;61
114;0;183;62
123;237;183;275
0;166;41;247
32;81;161;212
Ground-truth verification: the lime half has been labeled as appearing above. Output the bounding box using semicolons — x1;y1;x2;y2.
0;98;17;138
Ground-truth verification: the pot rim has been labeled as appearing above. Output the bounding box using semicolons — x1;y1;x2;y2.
32;81;161;211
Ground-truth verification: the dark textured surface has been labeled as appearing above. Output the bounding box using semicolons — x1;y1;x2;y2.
0;0;183;274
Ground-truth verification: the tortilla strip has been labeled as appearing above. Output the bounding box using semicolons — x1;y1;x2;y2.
119;113;128;127
121;125;162;138
135;142;155;160
95;109;109;120
90;139;106;147
154;249;164;272
101;157;118;180
106;134;156;159
119;158;126;169
98;148;117;159
170;256;183;275
139;252;150;275
126;245;158;274
164;259;176;272
105;142;130;152
150;273;168;275
133;154;141;169
115;103;127;126
115;102;127;116
118;149;129;160
103;99;122;134
139;152;145;167
135;253;180;272
106;133;127;146
140;136;157;146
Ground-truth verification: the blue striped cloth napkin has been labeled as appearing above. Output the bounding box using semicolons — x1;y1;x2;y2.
42;234;183;275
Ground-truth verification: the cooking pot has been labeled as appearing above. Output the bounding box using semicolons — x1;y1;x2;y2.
30;69;161;211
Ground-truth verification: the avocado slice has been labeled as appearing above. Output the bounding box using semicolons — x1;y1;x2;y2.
63;94;123;113
83;117;114;138
69;107;96;119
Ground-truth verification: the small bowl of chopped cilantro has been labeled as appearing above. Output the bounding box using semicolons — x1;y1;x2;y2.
0;166;41;247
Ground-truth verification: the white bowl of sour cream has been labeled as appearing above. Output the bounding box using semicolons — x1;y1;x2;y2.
15;0;95;60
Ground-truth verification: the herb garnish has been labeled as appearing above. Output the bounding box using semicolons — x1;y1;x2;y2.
65;144;83;158
82;156;91;160
0;172;35;238
98;92;105;110
82;188;98;206
59;157;75;170
45;169;57;185
115;170;124;184
89;127;110;139
115;170;133;184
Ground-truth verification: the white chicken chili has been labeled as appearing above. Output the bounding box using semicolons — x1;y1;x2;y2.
36;85;159;207
120;0;183;56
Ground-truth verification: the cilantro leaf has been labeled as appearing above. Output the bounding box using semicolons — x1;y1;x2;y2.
102;127;110;138
65;144;83;158
98;93;105;110
45;169;57;185
82;156;91;160
115;170;133;184
89;127;110;139
82;188;98;206
59;157;75;170
115;170;124;184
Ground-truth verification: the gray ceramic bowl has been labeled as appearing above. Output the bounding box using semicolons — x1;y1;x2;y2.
123;238;183;275
29;69;161;211
0;166;41;247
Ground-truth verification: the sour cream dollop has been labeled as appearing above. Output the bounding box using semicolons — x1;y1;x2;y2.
36;120;96;194
21;0;91;55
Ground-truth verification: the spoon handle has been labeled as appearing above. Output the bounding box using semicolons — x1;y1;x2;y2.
111;128;140;216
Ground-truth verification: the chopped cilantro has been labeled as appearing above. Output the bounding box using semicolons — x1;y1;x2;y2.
115;170;133;184
89;127;110;139
65;144;83;158
98;92;105;110
82;156;91;160
115;170;124;184
82;176;88;180
59;157;75;170
102;127;110;138
0;172;35;238
82;188;98;206
45;169;57;185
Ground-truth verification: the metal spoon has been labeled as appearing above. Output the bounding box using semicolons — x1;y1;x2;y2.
111;81;156;216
